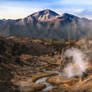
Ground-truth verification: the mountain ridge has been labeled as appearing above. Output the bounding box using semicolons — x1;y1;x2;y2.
0;9;92;40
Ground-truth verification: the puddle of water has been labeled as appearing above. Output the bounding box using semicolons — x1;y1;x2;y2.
35;76;56;92
35;70;64;92
42;82;56;92
43;69;63;76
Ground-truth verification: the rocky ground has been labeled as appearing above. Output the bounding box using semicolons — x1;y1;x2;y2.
0;36;92;92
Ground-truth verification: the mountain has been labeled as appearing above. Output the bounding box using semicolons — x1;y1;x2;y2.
30;9;59;21
0;9;92;40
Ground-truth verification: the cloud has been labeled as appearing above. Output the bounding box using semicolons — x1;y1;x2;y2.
0;0;92;19
59;0;92;5
0;0;51;19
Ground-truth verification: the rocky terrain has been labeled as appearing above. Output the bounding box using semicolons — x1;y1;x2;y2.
0;36;92;92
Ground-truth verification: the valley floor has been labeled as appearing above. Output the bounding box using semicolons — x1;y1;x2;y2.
1;36;92;92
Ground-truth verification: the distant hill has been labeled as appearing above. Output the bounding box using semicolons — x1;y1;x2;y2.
0;9;92;40
78;9;92;19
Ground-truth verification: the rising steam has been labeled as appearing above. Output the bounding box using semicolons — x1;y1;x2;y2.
63;48;88;78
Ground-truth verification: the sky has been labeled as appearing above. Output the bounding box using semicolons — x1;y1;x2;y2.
0;0;92;19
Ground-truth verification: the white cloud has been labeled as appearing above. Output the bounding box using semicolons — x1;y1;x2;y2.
0;0;92;19
0;1;50;19
59;0;92;5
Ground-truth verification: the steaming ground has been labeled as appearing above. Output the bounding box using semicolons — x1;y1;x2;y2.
63;48;89;78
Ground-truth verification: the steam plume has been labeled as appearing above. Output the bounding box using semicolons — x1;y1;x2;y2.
63;48;88;78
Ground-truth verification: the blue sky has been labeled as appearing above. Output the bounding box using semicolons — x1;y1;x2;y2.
0;0;92;19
